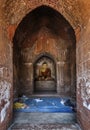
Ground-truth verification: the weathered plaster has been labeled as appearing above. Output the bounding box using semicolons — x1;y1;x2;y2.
0;80;11;123
78;75;90;110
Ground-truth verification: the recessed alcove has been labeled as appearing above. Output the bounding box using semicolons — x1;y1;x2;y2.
34;55;56;92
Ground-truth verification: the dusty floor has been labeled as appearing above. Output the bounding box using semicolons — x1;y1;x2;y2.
8;112;81;130
9;123;81;130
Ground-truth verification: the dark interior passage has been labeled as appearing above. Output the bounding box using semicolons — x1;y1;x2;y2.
13;6;76;98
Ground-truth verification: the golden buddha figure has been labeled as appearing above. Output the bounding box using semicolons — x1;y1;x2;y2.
38;62;51;80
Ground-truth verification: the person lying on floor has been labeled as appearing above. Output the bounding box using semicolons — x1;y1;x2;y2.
65;99;76;112
61;98;76;112
14;99;29;109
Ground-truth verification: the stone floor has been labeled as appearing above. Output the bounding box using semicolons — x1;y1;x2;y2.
8;113;81;130
9;123;81;130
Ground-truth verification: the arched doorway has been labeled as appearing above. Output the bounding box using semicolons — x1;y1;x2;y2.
13;5;76;97
34;55;56;93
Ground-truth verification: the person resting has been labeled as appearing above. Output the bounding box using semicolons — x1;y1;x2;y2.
14;99;29;109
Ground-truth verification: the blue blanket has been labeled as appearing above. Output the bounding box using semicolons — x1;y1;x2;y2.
14;97;75;113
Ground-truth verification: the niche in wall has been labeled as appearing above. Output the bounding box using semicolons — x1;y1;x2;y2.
34;55;56;92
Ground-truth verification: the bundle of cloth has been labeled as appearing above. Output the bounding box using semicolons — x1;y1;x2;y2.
14;95;29;109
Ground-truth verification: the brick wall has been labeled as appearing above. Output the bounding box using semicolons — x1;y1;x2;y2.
0;27;13;130
77;21;90;130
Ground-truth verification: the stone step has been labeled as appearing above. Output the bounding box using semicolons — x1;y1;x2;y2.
9;123;81;130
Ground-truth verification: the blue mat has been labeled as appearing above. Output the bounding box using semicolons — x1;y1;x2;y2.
14;97;75;113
